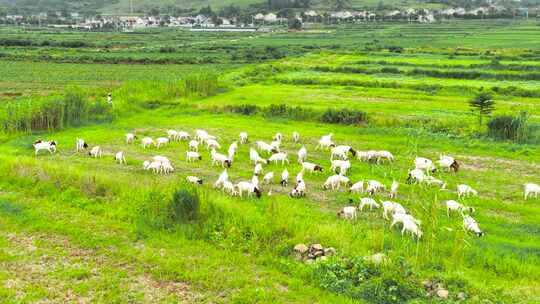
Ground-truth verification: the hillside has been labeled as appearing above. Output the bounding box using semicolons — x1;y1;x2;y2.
0;0;446;15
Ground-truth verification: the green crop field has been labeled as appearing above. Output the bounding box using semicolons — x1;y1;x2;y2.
0;20;539;303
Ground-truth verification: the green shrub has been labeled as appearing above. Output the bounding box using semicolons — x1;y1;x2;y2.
320;109;367;125
487;111;530;143
170;188;200;223
224;104;259;115
313;256;423;303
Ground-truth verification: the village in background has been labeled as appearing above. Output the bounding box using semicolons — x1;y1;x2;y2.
0;0;536;31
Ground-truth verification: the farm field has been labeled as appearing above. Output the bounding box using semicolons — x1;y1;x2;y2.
1;20;540;303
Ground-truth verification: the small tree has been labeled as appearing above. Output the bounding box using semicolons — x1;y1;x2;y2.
469;92;495;126
288;17;303;30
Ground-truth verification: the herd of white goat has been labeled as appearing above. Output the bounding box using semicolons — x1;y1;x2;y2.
32;130;540;240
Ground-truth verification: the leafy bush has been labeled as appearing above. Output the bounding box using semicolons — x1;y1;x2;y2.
487;111;530;143
313;256;423;303
170;188;200;223
263;104;316;121
320;109;367;125
223;104;259;115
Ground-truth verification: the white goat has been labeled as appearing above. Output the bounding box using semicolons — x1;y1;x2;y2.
186;176;203;185
302;162;324;173
177;131;190;141
415;157;437;174
141;137;155;149
524;183;540;199
114;151;126;164
281;169;289;187
211;149;231;168
186;151;202;162
438;155;460;172
263;172;274;184
366;180;385;196
214;169;229;189
256;141;278;154
156;137;169;149
390;213;421;228
463;215;484;237
375;151;395;163
228;142;238;162
206;139;221;150
297;146;307;164
236;181;261;198
337;206;357;219
125;133;136;144
254;163;263;176
330;160;351;175
33;140;57;155
331;145;356;160
457;184;478;198
239;132;248;144
76;138;88;152
89;146;102;158
445;200;474;217
250;148;268;164
323;174;350;190
401;218;422;239
290;180;306;198
359;197;380;211
188;140;199;152
382;201;406;220
316;133;335;150
292;131;300;143
349;181;365;194
269;152;289;165
390;181;399;198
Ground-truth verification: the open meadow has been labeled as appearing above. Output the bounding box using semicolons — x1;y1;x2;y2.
0;20;540;303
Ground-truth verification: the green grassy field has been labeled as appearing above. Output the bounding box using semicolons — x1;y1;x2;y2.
1;20;540;303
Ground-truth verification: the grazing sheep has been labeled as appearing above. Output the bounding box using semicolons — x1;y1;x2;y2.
195;129;209;141
281;169;289;186
228;142;238;162
290;180;306;198
161;162;174;174
211;149;231;168
177;131;190;141
323;174;350;190
301;162;323;173
316;133;335;150
390;181;399;199
390;213;421;228
33;140;57;155
269;152;289;165
297;146;307;164
445;200;474;217
239;132;248;144
186;151;202;162
292;131;300;143
438;155;460;172
222;181;237;196
337;206;357;219
141;137;155;149
206;139;221;150
524;183;540;199
357;150;377;162
463;215;484;237
263;172;274;184
330;160;351;175
457;184;478;198
296;170;304;184
186;176;203;185
214;169;229;189
359;197;380;211
375;151;394;163
254;163;263;176
407;169;426;184
167;130;178;141
251;175;259;187
422;176;446;189
76;138;88;152
114;151;126;164
331;145;357;160
188;140;199;152
250;148;268;164
143;161;161;174
89;146;102;158
156;137;169;149
415;157;437;174
236;181;261;198
273;132;283;142
382;201;406;220
401;218;422;239
256;141;278;154
152;155;171;164
349;181;365;194
366;180;385;196
125;133;136;144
